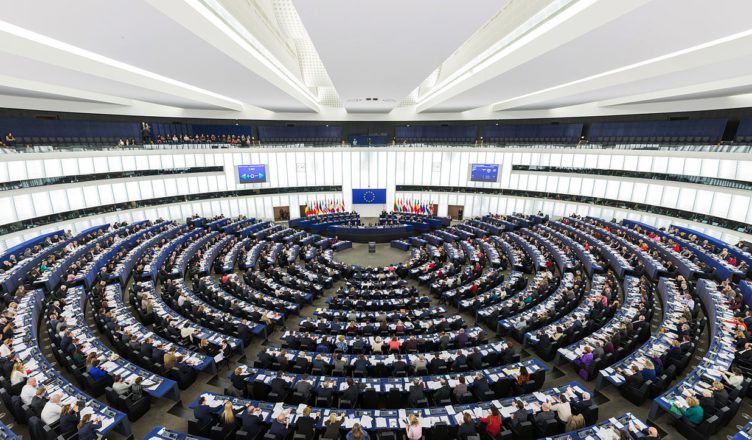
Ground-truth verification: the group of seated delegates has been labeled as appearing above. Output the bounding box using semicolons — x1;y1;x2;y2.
656;279;749;433
265;265;325;295
191;384;594;440
191;274;283;327
229;358;544;409
297;312;466;337
281;323;486;355
255;339;511;379
158;278;263;342
458;271;526;313
590;219;681;277
628;224;709;277
212;274;296;317
0;231;67;293
567;217;656;278
668;226;750;276
558;276;653;380
429;259;484;296
607;277;700;399
526;273;617;360
242;270;313;304
325;291;431;311
130;281;250;351
500;271;579;339
3;294;118;440
155;228;212;280
132;225;189;281
378;212;431;225
90;283;215;380
310;306;448;325
38;226;121;292
477;268;559;326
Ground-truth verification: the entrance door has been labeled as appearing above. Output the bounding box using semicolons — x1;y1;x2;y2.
273;206;290;221
447;205;464;220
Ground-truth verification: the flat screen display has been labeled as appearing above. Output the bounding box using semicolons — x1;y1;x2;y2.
470;164;499;182
237;165;267;183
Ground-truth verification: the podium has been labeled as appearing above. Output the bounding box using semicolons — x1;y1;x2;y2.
368;242;376;253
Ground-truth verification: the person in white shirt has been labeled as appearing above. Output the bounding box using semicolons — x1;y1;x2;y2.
550;393;572;423
180;323;194;340
0;339;12;357
20;377;38;405
112;375;130;396
41;393;63;425
10;362;27;386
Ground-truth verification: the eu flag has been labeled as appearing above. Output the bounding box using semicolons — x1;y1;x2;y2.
352;188;387;204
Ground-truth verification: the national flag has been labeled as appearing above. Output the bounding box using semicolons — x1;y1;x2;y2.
304;204;310;217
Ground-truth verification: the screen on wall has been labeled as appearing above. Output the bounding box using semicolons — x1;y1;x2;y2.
470;164;499;182
237;165;267;183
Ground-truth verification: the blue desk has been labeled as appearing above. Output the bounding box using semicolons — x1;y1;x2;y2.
143;229;202;281
190;380;590;432
620;219;703;280
327;225;414;243
650;278;737;420
542;412;648;440
0;421;19;440
224;218;255;234
672;224;752;267
556;277;643;367
12;291;129;436
0;229;65;264
65;287;180;400
143;426;208;440
113;224;181;286
238;358;547;398
596;277;686;389
205;217;231;231
0;231;67;294
733;420;752;440
587;218;667;280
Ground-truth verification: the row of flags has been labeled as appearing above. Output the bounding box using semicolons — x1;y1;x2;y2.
304;199;345;216
393;198;434;215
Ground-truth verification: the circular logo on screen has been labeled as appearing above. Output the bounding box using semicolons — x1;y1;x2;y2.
364;190;376;203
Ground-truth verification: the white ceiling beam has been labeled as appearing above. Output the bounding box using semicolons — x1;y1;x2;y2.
597;74;752;107
493;29;752;111
0;74;133;106
415;0;650;113
0;19;245;112
145;0;321;113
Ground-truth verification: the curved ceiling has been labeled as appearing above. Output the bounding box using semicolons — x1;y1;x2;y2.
1;0;752;121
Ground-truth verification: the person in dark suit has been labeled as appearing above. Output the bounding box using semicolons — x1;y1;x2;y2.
510;400;529;428
699;390;717;417
457;412;477;440
77;414;101;440
341;377;359;405
353;354;370;374
432;378;451;403
230;367;249;397
240;405;264;438
571;392;592;415
296;406;317;438
316;379;335;403
533;402;556;431
268;413;289;440
59;404;80;437
736;343;752;363
468;348;483;370
270;371;289;397
712;382;729;407
407;379;426;407
30;388;47;415
624;365;644;389
238;320;253;343
193;396;214;426
472;373;490;400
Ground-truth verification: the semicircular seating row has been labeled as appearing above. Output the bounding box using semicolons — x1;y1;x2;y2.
0;211;748;440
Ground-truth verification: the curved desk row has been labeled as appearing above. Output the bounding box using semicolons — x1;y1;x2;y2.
327;225;414;243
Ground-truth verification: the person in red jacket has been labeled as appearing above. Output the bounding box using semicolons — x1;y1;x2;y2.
479;407;503;438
